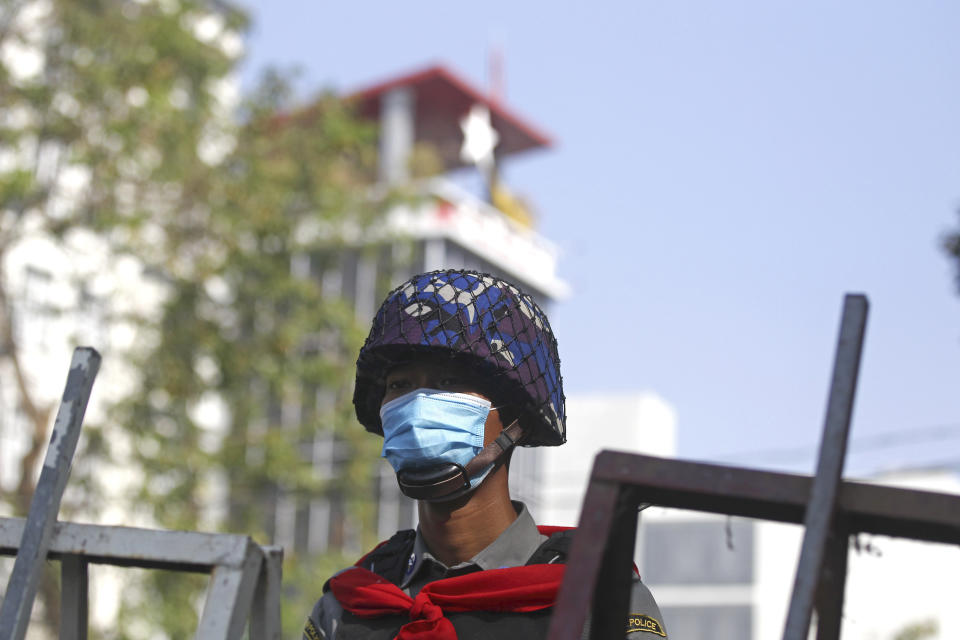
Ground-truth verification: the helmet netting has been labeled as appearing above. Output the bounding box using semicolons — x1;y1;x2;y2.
354;269;565;446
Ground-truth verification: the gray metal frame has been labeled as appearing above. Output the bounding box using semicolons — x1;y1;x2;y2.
546;294;960;639
0;518;284;639
0;348;284;639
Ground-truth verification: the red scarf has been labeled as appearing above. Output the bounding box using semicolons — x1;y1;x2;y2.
331;564;565;640
330;525;572;640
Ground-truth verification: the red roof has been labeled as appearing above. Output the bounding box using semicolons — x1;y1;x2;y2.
348;65;553;171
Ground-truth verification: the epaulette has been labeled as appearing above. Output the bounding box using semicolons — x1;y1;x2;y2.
526;529;575;565
358;529;417;585
322;529;416;592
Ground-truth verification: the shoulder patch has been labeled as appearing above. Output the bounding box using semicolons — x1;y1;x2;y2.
627;614;666;636
303;617;323;640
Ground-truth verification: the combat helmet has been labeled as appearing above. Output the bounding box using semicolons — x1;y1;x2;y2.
354;269;566;453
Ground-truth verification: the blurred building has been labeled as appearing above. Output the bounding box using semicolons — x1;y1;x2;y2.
638;465;960;639
275;65;571;554
536;391;677;532
529;388;960;638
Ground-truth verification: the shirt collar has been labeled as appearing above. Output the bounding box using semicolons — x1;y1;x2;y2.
400;501;547;588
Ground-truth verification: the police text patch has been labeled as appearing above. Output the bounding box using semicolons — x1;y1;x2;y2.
303;618;323;640
627;614;666;636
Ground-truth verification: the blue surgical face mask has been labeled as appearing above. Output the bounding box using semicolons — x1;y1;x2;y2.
379;389;495;492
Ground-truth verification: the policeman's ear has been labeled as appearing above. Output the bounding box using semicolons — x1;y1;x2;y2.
492;389;525;428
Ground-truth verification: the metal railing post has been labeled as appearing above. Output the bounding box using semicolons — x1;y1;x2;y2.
195;538;263;640
60;555;88;640
814;523;850;640
250;546;284;640
0;347;100;640
783;295;867;640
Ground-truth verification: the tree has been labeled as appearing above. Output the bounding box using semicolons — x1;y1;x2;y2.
892;618;938;640
114;71;390;636
1;1;398;635
946;218;960;293
0;0;241;634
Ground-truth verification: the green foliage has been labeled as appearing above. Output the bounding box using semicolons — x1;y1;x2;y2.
2;1;389;637
0;0;242;238
114;569;210;640
114;66;385;638
0;0;242;635
283;549;357;637
892;618;938;640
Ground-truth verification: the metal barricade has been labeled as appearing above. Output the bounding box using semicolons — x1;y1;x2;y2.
548;294;960;640
0;519;283;640
0;348;283;640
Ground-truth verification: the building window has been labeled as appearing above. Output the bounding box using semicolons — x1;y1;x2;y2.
642;519;754;585
660;605;752;639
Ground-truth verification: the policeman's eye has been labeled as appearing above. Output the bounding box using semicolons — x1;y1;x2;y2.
386;378;411;391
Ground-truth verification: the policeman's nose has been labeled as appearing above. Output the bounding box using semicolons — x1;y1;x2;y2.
410;374;437;391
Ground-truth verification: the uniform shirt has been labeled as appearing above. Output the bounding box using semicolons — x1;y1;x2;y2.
305;502;668;639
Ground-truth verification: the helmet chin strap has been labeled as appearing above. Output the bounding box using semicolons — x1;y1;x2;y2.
396;420;525;501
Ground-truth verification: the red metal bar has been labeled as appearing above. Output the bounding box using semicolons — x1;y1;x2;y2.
551;450;960;640
547;479;621;640
547;296;960;640
589;451;960;545
588;487;638;640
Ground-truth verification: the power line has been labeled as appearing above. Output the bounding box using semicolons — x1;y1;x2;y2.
710;422;960;465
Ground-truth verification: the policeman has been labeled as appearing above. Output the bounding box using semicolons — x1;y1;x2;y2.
304;269;667;639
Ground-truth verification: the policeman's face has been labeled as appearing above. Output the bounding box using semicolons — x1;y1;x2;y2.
382;359;505;446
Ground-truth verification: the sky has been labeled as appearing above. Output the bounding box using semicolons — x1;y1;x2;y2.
235;1;960;476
